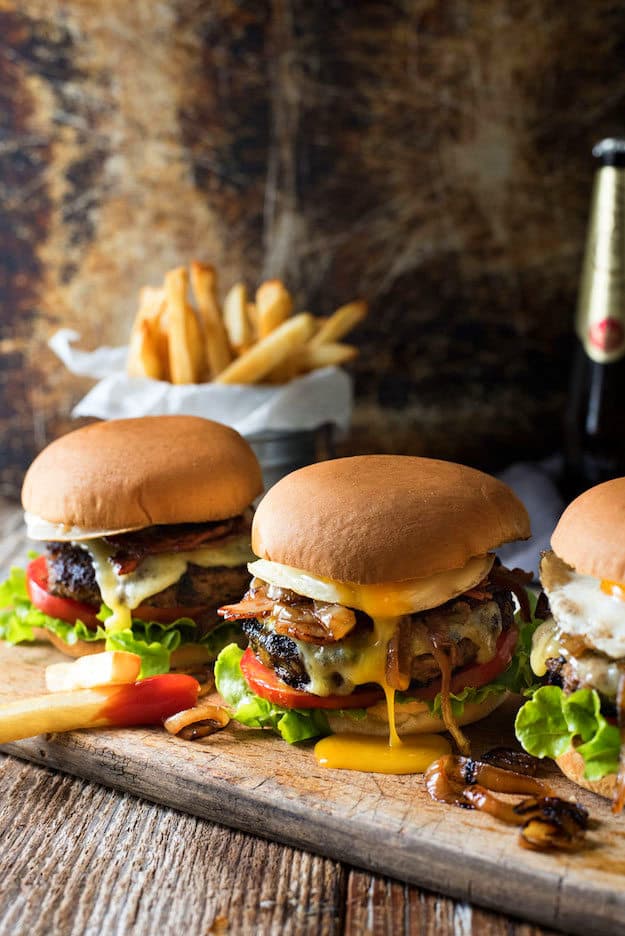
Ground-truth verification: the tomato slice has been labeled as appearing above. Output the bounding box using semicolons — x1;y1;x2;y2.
26;556;208;630
240;626;518;711
27;557;102;629
239;647;385;709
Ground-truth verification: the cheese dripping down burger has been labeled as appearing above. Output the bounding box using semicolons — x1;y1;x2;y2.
4;416;263;674
515;477;625;812
215;456;533;749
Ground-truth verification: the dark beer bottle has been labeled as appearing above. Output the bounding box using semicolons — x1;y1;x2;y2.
563;138;625;498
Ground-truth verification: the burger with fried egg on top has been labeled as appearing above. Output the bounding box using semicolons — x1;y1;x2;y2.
516;477;625;811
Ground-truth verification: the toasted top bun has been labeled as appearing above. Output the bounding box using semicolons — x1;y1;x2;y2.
327;692;506;736
22;416;263;538
252;455;530;584
551;477;625;582
556;749;615;802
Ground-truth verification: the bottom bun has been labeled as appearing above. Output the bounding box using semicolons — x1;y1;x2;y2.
327;692;506;737
556;748;615;801
32;627;211;668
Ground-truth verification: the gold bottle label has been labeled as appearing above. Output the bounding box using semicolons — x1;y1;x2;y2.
577;165;625;363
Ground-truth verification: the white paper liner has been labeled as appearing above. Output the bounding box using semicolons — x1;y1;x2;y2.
49;328;352;435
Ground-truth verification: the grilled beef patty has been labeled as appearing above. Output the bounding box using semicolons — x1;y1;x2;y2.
45;541;250;634
243;587;515;694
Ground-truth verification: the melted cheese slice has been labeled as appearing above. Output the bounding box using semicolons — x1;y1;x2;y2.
529;617;559;677
248;554;495;618
83;535;253;633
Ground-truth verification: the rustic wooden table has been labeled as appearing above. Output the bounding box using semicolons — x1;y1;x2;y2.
0;500;554;935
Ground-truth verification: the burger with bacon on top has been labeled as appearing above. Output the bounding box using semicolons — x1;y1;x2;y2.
0;416;263;675
215;456;537;746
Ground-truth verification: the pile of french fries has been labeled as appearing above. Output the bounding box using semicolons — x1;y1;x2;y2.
127;262;367;385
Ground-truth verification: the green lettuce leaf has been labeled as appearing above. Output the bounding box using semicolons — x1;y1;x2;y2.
0;565;108;646
515;684;620;780
214;643;330;743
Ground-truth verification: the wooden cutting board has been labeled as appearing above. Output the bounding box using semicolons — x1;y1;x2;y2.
0;642;624;935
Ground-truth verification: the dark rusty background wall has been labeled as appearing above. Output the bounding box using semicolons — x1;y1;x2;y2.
1;0;625;497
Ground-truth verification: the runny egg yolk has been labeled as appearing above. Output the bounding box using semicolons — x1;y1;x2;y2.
314;733;451;774
601;579;625;601
313;617;449;774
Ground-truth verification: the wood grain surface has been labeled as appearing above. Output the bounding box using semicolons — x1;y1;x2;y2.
0;499;617;936
0;757;555;936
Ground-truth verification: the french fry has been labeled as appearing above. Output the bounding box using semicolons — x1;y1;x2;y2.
127;317;163;380
215;313;316;385
128;262;364;386
294;342;358;372
45;652;142;693
142;287;171;379
165;267;201;384
256;280;293;338
0;674;199;743
190;262;232;378
223;282;253;354
309;300;367;347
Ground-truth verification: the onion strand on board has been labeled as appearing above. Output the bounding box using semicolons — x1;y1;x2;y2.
164;699;230;741
424;755;588;852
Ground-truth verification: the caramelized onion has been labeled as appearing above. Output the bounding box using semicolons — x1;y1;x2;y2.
481;747;539;776
385;625;411;691
490;565;533;623
462;784;522;824
164;699;230;740
273;601;356;644
425;755;587;852
425;755;552;805
429;639;470;756
516;798;588;851
219;592;274;619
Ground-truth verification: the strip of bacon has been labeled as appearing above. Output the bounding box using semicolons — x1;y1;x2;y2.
463;587;493;601
104;517;246;575
219;593;275;620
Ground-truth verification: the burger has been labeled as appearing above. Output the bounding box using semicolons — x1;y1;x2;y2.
215;455;536;746
0;415;263;674
515;477;625;811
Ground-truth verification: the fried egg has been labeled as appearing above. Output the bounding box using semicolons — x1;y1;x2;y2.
540;550;625;659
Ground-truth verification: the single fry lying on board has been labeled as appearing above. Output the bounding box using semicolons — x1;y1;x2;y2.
216;313;316;384
45;651;142;693
126;262;367;385
0;674;199;743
